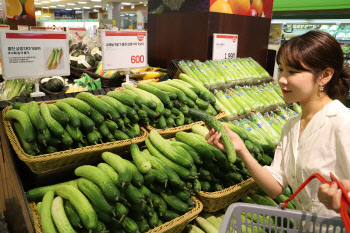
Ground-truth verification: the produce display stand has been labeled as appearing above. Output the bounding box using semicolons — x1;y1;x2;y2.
29;196;203;233
197;178;259;213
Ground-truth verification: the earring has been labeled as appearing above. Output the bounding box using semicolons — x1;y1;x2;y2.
319;86;324;91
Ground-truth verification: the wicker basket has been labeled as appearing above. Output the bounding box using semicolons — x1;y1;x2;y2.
145;111;227;139
197;178;259;213
29;196;203;233
70;65;96;79
2;103;149;174
84;70;125;88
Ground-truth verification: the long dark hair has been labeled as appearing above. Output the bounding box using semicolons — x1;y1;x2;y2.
276;30;350;103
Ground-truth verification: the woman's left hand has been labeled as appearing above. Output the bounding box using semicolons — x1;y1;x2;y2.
318;179;350;212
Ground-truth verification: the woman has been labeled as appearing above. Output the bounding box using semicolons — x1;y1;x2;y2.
206;30;350;217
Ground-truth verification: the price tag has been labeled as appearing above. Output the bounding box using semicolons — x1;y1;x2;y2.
0;25;10;31
18;25;29;31
101;31;147;70
96;29;108;47
30;26;52;31
212;33;238;60
0;31;70;79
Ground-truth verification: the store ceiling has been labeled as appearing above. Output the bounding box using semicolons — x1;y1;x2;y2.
35;0;147;12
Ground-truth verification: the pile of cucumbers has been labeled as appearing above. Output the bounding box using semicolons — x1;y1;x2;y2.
132;76;222;129
5;91;143;156
26;138;199;233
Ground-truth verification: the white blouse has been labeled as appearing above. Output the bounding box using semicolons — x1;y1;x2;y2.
264;100;350;217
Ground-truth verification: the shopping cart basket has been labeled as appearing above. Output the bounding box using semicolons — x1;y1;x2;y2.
219;172;350;233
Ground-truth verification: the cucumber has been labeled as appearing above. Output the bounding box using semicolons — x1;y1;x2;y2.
39;103;65;138
137;109;148;119
61;129;73;146
76;92;113;119
123;105;139;119
166;80;198;100
47;104;69;126
222;122;249;140
163;210;180;221
137;83;171;106
55;185;98;231
171;141;203;165
77;178;114;215
106;90;137;108
26;180;78;201
28;101;46;133
124;160;144;187
149;82;187;103
188;109;236;163
130;142;152;174
62;98;91;116
19;104;29;114
75;165;120;202
193;179;201;194
115;203;128;222
125;84;162;112
175;190;190;202
89;106;105;126
148;211;158;229
166;117;175;128
98;122;112;139
185;97;195;108
87;131;99;145
40;191;58;233
130;124;141;137
148;169;168;187
160;192;189;213
94;206;114;223
196;98;209;110
163;109;172;118
105;119;118;131
101;152;132;188
175;131;215;161
274;194;295;209
56;101;81;129
122;89;145;107
149;130;193;168
5;109;36;143
64;200;82;229
13;122;36;155
200;181;211;192
51;196;76;233
100;95;128;116
175;112;185;126
124;183;146;206
136;217;150;233
156;116;167;129
141;105;159;119
69;107;95;133
143;149;181;187
121;217;139;233
65;124;83;142
114;130;130;140
145;139;193;180
97;163;120;187
37;202;42;216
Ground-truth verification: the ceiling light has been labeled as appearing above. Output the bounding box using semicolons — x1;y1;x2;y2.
121;14;124;16
51;0;60;2
91;0;101;2
67;3;75;5
121;2;131;5
144;2;147;6
34;2;41;4
94;5;101;7
131;3;134;9
41;1;49;3
66;8;72;10
50;5;57;7
93;9;98;12
42;6;49;8
83;6;90;9
57;4;65;6
78;1;87;4
74;7;81;9
121;6;124;9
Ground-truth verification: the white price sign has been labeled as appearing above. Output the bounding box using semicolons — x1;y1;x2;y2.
212;33;238;60
96;29;107;47
0;32;70;79
101;31;147;70
68;27;87;39
0;25;10;31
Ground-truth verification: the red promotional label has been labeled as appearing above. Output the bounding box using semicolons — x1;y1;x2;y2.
5;33;67;39
137;33;145;41
106;31;147;37
232;35;238;43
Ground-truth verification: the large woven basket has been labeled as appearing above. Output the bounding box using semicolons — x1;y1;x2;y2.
29;196;203;233
197;178;258;213
2;103;149;174
145;111;227;139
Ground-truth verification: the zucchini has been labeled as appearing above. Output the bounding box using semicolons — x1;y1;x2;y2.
75;165;120;202
100;95;128;116
56;185;98;231
13;122;36;155
130;142;152;174
51;196;76;233
5;109;36;143
188;109;236;163
39;103;65;138
47;104;69;126
149;130;193;168
56;101;81;129
40;191;58;233
77;178;115;215
101;152;132;188
61;98;91;116
28;101;46;133
76;92;113;119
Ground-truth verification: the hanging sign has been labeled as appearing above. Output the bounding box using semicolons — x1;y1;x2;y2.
101;30;147;70
212;33;238;60
0;31;70;79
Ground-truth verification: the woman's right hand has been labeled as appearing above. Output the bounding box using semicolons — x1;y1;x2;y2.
205;123;248;157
